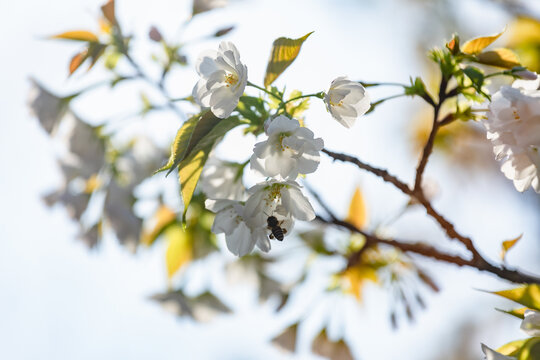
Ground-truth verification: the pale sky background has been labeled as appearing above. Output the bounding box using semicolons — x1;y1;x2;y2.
1;0;540;359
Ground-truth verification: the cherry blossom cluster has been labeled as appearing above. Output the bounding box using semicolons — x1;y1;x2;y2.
483;76;540;193
192;41;370;256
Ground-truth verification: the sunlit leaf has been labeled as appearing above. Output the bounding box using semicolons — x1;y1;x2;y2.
312;329;354;360
496;307;529;320
508;17;540;47
462;29;505;55
477;48;521;69
491;284;540;311
517;338;540;360
339;265;378;301
165;224;192;278
155;111;221;176
345;186;368;230
69;48;89;75
272;323;298;353
178;116;245;221
497;339;527;356
141;205;177;246
51;30;99;42
500;234;523;262
101;0;116;25
264;32;313;87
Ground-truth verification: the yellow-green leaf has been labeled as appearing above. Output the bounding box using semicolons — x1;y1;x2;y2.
462;29;505;54
141;205;177;246
492;284;540;311
165;224;192;278
497;339;528;356
264;32;313;88
155;111;221;176
345;186;367;230
518;337;540;360
178;116;245;221
496;307;529;320
500;234;523;261
51;30;99;43
477;48;521;69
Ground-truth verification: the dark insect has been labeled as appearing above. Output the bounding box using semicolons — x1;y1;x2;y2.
267;215;287;241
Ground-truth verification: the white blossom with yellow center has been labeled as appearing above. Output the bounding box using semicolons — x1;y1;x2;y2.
324;76;371;128
192;41;248;118
250;115;323;180
484;76;540;193
243;180;315;230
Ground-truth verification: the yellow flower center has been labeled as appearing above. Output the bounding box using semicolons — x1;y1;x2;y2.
330;100;344;107
512;109;521;121
276;133;292;152
224;73;238;87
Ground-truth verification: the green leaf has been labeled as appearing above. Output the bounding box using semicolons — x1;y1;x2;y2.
404;77;428;97
178;116;245;221
51;30;99;42
491;284;540;311
497;339;528;356
477;48;521;69
155;111;221;176
463;66;484;86
264;32;313;88
462;29;505;55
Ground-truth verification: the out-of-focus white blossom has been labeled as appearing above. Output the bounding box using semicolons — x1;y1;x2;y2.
243;180;315;226
484;77;540;193
28;78;68;134
200;156;247;200
324;77;370;128
520;309;540;336
192;41;247;118
481;344;516;360
250;115;323;180
192;0;227;16
513;69;538;81
206;199;270;256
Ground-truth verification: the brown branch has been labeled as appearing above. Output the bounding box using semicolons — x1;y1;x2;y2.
315;214;540;284
322;148;412;196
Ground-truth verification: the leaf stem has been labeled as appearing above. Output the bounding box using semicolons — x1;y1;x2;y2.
247;81;282;101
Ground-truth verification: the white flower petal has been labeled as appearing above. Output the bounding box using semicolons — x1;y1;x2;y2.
226;222;255;256
481;344;516;360
281;185;315;221
520;309;540;336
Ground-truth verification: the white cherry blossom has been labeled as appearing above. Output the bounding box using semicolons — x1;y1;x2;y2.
200;156;247;200
192;41;247;119
324;76;371;128
250;115;323;180
243;180;315;226
481;344;515;360
483;77;540;193
520;309;540;336
206;199;270;256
